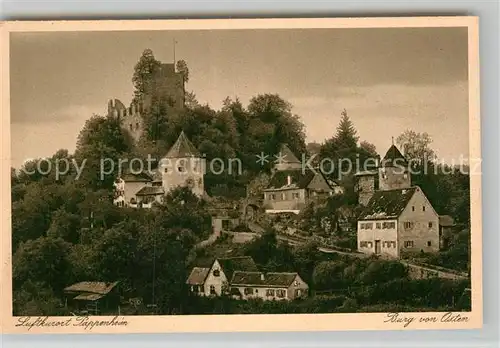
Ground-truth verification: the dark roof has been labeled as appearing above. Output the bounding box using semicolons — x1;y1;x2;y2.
277;143;301;164
231;271;300;288
186;267;210;285
439;215;455;227
265;169;314;191
64;281;119;295
120;171;152;182
135;186;165;196
359;187;417;220
381;144;407;167
265;169;336;192
164;131;201;158
217;256;259;280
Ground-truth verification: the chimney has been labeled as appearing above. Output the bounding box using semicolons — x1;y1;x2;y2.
287;175;292;186
260;273;265;281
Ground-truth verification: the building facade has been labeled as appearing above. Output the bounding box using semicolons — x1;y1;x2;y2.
356;143;440;258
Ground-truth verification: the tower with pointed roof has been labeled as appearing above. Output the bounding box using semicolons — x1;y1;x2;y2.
355;141;410;206
159;131;205;197
378;144;411;191
273;143;302;172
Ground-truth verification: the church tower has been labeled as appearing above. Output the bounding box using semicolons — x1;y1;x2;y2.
159;131;205;197
378;143;411;191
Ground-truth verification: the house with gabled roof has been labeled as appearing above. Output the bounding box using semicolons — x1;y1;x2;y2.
230;271;308;301
263;143;343;214
187;256;259;297
356;142;439;258
186;256;309;300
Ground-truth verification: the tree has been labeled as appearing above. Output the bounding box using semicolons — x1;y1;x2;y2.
319;109;360;179
13;236;71;293
335;109;359;151
313;260;347;290
396;130;436;166
247;94;306;160
132;49;161;102
176;59;189;83
157;186;212;239
185;91;200;109
75;115;132;190
47;208;81;244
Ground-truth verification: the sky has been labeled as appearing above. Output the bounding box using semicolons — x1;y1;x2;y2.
10;27;469;169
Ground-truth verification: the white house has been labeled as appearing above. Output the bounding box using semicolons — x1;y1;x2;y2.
357;186;440;258
186;256;309;301
356;143;440;258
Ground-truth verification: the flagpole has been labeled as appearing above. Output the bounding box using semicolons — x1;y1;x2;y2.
173;38;176;69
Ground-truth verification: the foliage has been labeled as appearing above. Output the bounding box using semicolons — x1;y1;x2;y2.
132;49;161;102
396;130;436;165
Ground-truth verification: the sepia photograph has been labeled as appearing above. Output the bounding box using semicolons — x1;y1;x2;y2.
1;17;481;333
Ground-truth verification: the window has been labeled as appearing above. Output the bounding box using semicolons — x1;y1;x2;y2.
213;269;220;277
382;221;396;229
292;192;300;199
269;194;276;200
135;122;139;130
244;287;254;295
412;206;415;211
403;173;408;179
276;289;286;298
294;281;299;286
281;193;286;200
422;206;426;212
376;223;381;229
360;222;373;230
129;124;133;130
266;289;275;296
404;241;414;248
178;166;185;173
391;241;396;248
164;167;168;173
427;241;432;247
404;222;414;229
210;285;216;295
428;222;433;228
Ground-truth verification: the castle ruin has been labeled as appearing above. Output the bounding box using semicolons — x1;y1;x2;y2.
107;62;185;143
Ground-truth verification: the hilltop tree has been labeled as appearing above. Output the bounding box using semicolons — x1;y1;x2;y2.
132;49;161;103
176;59;189;83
